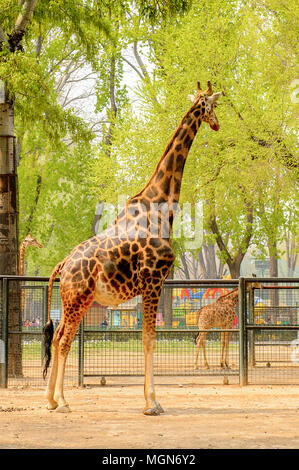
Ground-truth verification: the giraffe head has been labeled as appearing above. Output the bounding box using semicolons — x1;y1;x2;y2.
248;274;264;291
23;233;43;249
188;81;221;131
247;280;263;291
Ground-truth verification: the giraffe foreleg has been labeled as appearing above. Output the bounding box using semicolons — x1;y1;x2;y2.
194;333;200;369
142;294;163;416
220;331;225;368
224;332;230;369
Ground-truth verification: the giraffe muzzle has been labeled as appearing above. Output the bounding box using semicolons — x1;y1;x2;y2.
210;122;220;131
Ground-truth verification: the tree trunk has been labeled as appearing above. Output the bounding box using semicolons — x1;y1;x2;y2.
285;232;297;277
203;241;218;278
227;259;242;279
268;241;279;320
0;85;22;376
179;252;191;279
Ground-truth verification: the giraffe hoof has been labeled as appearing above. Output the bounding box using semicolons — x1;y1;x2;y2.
143;407;161;416
156;402;164;414
46;401;58;411
56;404;71;413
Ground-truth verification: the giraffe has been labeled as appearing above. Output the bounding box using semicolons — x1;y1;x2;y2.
194;282;263;370
42;80;221;415
19;233;43;312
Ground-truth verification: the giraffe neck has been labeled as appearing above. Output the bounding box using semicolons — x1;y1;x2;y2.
19;242;26;276
138;109;201;206
122;108;202;238
217;288;239;306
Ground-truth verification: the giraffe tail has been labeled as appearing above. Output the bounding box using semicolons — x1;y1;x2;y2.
43;320;54;379
42;260;65;379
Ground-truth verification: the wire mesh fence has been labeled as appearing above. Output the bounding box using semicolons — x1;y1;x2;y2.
82;330;240;380
0;276;298;387
246;280;299;385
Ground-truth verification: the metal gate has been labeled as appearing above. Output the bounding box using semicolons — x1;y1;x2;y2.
241;277;299;385
0;276;298;387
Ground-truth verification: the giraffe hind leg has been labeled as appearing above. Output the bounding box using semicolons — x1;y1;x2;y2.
45;313;83;412
195;332;209;369
194;333;200;369
45;322;64;410
53;317;82;412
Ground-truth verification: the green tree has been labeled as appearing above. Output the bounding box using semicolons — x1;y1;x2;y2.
0;0;191;378
0;0;190;275
89;0;298;278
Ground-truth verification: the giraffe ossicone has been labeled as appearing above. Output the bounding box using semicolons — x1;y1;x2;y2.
43;80;221;415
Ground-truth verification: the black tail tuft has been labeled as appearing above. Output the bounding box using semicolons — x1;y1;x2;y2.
194;333;199;345
43;319;54;380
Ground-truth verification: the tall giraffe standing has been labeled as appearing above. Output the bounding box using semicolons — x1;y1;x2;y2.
194;282;262;369
19;233;43;312
43;81;221;415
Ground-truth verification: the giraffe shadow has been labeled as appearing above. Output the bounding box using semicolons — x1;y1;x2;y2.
165;407;295;416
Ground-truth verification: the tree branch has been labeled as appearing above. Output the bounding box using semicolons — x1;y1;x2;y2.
209;214;233;267
223;90;296;169
9;0;38;51
235;199;254;264
0;24;8;44
133;41;151;81
122;55;144;80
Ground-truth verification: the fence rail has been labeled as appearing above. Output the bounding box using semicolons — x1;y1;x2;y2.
0;275;298;388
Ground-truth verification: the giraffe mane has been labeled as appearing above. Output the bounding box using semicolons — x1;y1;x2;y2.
127;106;194;202
216;287;239;302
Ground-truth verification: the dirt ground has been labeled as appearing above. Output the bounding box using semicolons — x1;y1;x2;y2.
0;377;298;449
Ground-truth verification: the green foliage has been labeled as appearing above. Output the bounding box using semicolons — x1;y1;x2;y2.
1;0;297;276
89;0;298;274
18;143;98;274
0;0;190;274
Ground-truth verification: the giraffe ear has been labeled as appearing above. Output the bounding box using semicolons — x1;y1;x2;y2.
207;92;222;104
188;94;195;103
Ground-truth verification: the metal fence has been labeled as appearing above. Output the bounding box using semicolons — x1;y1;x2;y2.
0;276;298;388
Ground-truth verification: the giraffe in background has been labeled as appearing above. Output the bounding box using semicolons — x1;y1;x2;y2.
19;233;43;312
43;81;221;415
194;282;262;369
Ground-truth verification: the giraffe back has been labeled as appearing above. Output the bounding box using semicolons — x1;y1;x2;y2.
197;289;239;330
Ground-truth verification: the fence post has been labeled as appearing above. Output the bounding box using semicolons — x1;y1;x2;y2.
239;277;248;386
41;285;48;364
248;286;256;366
0;278;8;388
78;317;84;387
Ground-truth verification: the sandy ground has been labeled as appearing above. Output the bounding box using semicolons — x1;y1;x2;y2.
0;377;298;450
